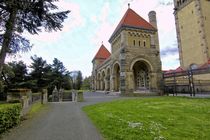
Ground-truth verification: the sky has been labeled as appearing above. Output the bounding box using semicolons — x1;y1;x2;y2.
7;0;179;77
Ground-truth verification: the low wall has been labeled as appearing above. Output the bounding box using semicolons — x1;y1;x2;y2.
7;89;48;116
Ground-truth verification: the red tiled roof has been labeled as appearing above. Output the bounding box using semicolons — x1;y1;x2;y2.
163;66;184;73
109;8;156;42
175;66;184;72
93;44;110;60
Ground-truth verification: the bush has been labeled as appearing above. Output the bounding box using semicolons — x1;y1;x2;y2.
0;103;22;134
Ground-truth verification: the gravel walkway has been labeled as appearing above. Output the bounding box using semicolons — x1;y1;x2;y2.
1;92;120;140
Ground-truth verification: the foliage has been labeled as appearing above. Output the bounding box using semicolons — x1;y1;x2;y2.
83;97;210;140
0;0;70;76
47;58;71;94
70;71;83;90
81;76;91;90
29;55;51;92
2;61;28;88
1;61;29;96
76;71;83;90
0;33;32;55
0;103;22;134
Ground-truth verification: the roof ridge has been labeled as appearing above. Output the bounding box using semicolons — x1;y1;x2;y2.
93;45;111;61
109;8;156;42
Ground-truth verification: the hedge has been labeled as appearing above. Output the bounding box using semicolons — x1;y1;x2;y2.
0;103;22;134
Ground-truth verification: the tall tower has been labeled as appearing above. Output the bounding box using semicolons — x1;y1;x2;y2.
174;0;210;69
108;7;162;94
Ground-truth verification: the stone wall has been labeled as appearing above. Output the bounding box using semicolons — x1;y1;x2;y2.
7;89;48;116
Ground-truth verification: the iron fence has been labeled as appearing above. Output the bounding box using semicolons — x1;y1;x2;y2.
163;67;210;96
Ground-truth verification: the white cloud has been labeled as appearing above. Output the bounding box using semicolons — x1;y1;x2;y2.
161;53;180;70
90;2;115;52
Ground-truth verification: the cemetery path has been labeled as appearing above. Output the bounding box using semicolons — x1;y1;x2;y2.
1;92;120;140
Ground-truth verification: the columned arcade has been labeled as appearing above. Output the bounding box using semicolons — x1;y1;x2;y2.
92;7;162;94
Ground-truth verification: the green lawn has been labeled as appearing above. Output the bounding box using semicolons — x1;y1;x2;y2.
83;97;210;140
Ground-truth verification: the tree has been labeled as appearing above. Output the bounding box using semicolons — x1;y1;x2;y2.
0;0;70;75
50;58;67;89
29;55;51;92
81;76;91;90
1;61;28;88
75;71;83;90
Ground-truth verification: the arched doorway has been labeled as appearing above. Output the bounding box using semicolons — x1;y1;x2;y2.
132;61;150;90
113;63;120;91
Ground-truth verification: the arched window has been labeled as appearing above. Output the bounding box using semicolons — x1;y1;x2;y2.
143;41;146;47
133;40;135;46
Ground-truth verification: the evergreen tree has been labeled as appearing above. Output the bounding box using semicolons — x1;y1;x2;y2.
0;0;70;75
1;61;28;88
29;55;51;92
81;76;91;90
76;71;83;90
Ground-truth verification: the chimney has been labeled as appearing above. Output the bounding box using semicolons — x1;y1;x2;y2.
148;11;157;29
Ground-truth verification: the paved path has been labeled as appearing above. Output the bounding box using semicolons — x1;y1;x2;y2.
1;92;120;140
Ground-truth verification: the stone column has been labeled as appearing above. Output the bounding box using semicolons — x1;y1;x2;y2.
104;77;108;91
120;31;127;94
127;71;134;92
110;75;115;91
100;79;103;90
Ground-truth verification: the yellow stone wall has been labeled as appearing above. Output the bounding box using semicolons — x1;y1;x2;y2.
111;35;120;54
177;1;205;68
175;0;210;68
201;0;210;58
126;30;151;48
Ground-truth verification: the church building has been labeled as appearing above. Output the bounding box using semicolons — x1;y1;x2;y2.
92;6;162;94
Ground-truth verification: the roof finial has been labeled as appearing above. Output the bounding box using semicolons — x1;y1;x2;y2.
101;41;103;45
128;3;130;9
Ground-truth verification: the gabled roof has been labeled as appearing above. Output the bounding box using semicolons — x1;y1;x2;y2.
93;44;111;61
163;66;184;74
109;8;156;42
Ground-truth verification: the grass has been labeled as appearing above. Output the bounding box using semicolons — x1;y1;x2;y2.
26;102;48;118
83;97;210;140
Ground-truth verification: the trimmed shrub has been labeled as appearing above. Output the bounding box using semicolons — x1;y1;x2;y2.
0;103;22;134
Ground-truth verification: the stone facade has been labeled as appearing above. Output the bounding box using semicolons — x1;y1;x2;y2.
174;0;210;69
92;8;162;94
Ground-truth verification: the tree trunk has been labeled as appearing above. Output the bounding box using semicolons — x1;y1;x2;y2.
0;9;17;75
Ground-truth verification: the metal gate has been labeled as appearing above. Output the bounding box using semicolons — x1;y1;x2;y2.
163;67;210;96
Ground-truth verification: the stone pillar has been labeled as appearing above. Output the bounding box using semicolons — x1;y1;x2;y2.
104;77;108;91
110;75;115;91
59;88;63;102
52;86;58;102
127;71;134;92
42;89;48;104
100;79;103;90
